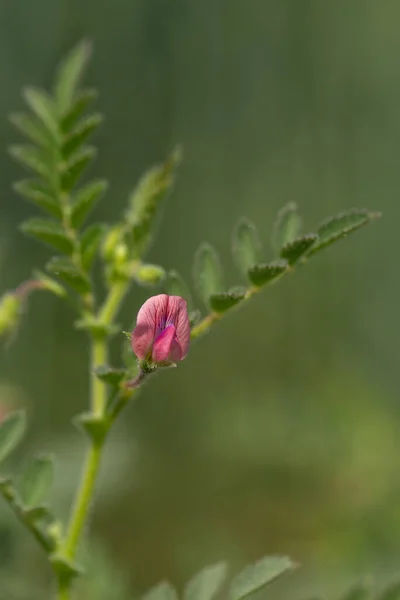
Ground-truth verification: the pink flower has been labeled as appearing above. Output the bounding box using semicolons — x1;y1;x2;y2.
131;294;190;363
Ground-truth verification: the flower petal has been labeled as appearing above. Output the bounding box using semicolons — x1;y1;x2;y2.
166;296;190;359
152;324;178;362
131;322;153;360
131;294;170;359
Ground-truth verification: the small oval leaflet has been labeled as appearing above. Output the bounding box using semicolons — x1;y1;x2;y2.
210;289;246;313
80;223;108;271
309;209;381;256
54;39;93;115
62;113;103;159
232;218;261;275
70;179;108;229
20;217;75;254
13;179;62;220
22;87;59;142
228;555;295;600
280;233;318;265
248;260;288;287
9;112;54;149
19;454;54;508
0;411;27;465
60;146;97;192
95;365;126;388
46;256;91;294
184;562;228;600
341;584;370;600
272;202;302;254
193;243;223;307
141;581;179;600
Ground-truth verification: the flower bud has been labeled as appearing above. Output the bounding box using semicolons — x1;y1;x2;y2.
0;292;23;340
102;225;126;262
134;264;166;287
114;243;128;264
131;294;190;364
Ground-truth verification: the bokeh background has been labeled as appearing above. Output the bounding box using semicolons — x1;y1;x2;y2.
0;1;399;599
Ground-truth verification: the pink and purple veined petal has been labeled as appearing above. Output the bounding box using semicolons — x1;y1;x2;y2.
131;294;190;363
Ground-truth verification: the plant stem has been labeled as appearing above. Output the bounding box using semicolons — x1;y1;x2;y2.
91;335;108;416
190;312;221;340
57;280;132;599
63;442;102;559
99;280;130;323
190;286;261;341
57;579;71;600
62;307;111;558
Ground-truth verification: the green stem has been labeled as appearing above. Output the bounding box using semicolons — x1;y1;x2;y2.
190;286;261;341
57;579;71;600
91;335;107;416
57;280;132;599
99;280;130;323
63;442;102;559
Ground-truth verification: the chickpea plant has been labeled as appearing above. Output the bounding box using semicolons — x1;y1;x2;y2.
0;41;380;600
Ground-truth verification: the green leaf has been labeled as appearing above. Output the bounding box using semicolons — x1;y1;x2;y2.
95;366;126;387
13;180;62;219
193;243;223;307
341;584;370;600
272;202;302;253
9;144;52;180
61;88;98;133
209;288;246;313
74;316;116;337
232;218;261;275
46;257;91;294
166;270;195;310
280;233;318;264
248;260;288;287
184;563;228;600
19;454;54;508
62;114;103;158
229;556;294;600
54;40;92;115
70;179;108;228
126;148;181;257
74;412;109;445
378;582;400;600
0;411;26;464
309;209;381;256
142;582;179;600
33;270;67;297
22;87;59;141
49;553;84;582
23;504;52;524
80;223;107;270
20;218;74;254
60;147;96;191
0;478;58;553
0;478;17;501
9;112;53;147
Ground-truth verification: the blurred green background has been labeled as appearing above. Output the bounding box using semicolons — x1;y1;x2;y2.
0;1;398;598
